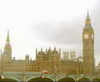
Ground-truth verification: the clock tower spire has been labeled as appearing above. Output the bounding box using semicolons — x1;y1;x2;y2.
85;11;91;24
82;12;95;75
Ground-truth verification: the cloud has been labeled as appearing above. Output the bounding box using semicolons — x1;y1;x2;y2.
31;20;82;45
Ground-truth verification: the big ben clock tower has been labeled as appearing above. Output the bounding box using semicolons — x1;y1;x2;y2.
82;12;95;75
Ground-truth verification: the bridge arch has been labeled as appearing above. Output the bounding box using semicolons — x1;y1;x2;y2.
27;76;54;82
0;77;20;81
58;77;75;82
78;77;90;82
92;78;100;82
58;76;75;81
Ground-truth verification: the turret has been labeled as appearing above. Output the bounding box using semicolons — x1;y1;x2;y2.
3;31;12;62
4;31;12;56
59;48;61;54
70;51;76;61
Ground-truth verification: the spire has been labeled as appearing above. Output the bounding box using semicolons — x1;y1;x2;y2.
54;47;56;51
85;10;91;24
46;48;47;53
6;30;10;45
36;48;37;54
49;46;51;50
99;62;100;66
41;47;43;52
48;46;51;53
59;48;61;54
7;30;10;41
4;30;12;59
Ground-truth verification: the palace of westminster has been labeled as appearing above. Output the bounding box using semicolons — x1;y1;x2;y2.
0;13;98;76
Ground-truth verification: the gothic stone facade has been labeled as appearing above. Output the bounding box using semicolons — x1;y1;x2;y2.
0;13;95;75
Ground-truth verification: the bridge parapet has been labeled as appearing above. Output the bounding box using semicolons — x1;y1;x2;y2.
0;72;100;82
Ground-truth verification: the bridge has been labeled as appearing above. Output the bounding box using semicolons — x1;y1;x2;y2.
0;72;100;82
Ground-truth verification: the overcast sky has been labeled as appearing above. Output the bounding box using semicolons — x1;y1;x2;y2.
0;0;100;65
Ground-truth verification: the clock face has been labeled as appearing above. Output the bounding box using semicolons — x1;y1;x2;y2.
84;34;89;39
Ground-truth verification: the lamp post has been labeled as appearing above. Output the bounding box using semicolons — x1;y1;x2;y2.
66;71;68;77
21;63;26;81
21;72;26;81
54;73;57;82
0;75;4;81
76;69;79;81
0;66;4;81
41;72;44;79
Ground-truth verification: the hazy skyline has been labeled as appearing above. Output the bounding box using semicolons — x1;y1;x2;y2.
0;0;100;65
